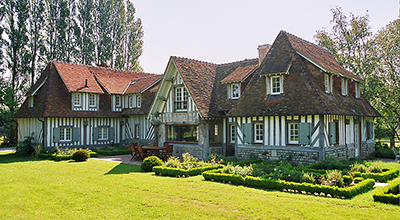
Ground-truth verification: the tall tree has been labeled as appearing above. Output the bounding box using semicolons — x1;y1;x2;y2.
371;19;400;147
123;1;143;71
76;0;95;65
27;0;46;87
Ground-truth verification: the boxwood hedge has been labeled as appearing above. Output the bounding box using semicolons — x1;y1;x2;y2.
203;169;375;199
361;168;399;182
153;165;224;177
373;179;400;205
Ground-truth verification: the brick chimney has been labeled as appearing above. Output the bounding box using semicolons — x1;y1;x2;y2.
257;44;271;66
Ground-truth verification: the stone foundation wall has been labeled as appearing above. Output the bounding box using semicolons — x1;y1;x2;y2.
361;141;375;158
325;145;347;161
237;145;319;165
171;143;203;159
210;146;223;156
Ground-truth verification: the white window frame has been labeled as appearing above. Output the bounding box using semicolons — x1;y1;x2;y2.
341;78;348;96
98;127;108;140
89;94;96;107
137;94;141;108
74;93;81;107
60;127;72;142
135;124;140;139
355;82;360;98
325;74;333;94
128;95;133;108
231;83;240;99
288;123;299;144
214;125;219;136
175;87;188;111
271;75;282;95
230;124;236;143
115;95;121;107
254;123;263;143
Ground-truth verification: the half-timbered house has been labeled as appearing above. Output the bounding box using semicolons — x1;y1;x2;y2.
149;31;380;164
14;61;161;148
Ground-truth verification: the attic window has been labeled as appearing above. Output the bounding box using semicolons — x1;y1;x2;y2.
115;95;121;107
28;96;34;108
231;83;240;99
271;76;282;95
175;87;188;111
325;74;333;94
341;78;348;96
74;93;81;106
355;82;360;98
89;94;96;107
137;95;141;108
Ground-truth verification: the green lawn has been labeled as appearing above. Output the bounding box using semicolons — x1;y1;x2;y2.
1;153;400;219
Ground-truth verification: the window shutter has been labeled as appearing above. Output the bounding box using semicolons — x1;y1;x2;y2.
93;127;99;141
73;127;80;142
280;75;284;94
109;127;115;140
368;122;374;140
242;123;252;143
329;122;336;145
299;123;311;145
53;127;60;142
265;76;270;95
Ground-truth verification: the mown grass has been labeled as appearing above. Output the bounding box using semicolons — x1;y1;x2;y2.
1;152;399;220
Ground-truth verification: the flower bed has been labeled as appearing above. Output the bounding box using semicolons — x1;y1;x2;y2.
373;179;400;205
203;169;375;199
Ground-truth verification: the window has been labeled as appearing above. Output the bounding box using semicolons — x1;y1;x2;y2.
288;123;299;144
135;124;140;139
341;78;348;96
128;95;133;108
325;74;333;94
98;127;108;140
89;94;96;107
254;123;263;143
137;95;141;108
355;82;360;98
115;95;121;107
230;124;236;143
28;96;34;108
271;76;282;95
167;125;198;142
74;93;81;106
215;125;219;136
231;83;240;99
60;127;72;142
175;87;188;110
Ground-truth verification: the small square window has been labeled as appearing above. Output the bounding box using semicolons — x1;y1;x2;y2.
231;83;240;99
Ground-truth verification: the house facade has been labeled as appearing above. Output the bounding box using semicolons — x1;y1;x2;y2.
14;62;161;148
149;31;380;164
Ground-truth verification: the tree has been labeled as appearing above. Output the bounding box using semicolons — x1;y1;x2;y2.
76;0;95;65
371;19;400;147
123;1;143;71
314;7;376;99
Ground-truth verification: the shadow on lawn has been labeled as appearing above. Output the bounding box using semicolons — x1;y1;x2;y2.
0;152;40;164
105;163;143;175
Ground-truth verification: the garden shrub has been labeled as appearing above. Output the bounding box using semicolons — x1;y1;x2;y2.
15;136;34;156
373;179;400;205
373;148;395;159
324;170;344;187
354;177;364;184
302;172;316;184
350;162;368;173
221;163;253;176
141;156;163;172
165;156;181;168
153;165;223;177
368;164;383;173
343;175;352;186
72;149;90;162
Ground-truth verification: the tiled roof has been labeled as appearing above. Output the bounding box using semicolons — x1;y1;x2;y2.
89;67;154;94
229;31;380;117
221;64;258;84
125;75;162;94
53;62;104;93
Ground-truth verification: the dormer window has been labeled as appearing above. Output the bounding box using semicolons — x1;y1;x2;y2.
128;95;133;108
137;95;141;108
89;94;96;107
341;78;348;96
115;95;121;107
74;93;81;106
325;74;333;94
271;76;282;95
355;82;360;98
231;83;240;99
28;96;34;108
175;87;188;111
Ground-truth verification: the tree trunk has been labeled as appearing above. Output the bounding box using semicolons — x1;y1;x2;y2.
390;133;395;148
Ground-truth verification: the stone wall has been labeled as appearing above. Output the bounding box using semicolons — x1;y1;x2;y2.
237;145;319;165
171;143;204;159
325;145;347;161
361;141;375;158
210;146;223;156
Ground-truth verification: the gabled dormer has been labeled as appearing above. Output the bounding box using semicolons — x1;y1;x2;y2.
71;92;99;111
221;64;257;100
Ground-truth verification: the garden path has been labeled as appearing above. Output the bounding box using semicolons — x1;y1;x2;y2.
93;154;142;165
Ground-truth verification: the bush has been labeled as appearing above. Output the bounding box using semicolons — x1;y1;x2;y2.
343;175;353;186
373;179;400;205
15;136;34;156
165;156;181;168
302;172;316;184
153;165;223;177
324;170;344;187
373;148;394;159
141;156;163;172
221;163;253;176
72;150;90;162
354;177;364;184
368;164;383;173
350;162;368;173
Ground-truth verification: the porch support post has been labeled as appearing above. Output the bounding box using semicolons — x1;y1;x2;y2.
199;122;209;159
318;114;325;161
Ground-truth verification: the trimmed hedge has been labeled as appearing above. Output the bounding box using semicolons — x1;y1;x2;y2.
94;149;130;156
153;165;224;177
38;152;97;161
373;179;400;205
221;159;263;166
361;168;399;182
203;169;375;199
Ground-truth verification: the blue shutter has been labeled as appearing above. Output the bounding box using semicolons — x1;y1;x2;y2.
73;127;80;142
109;127;115;141
329;122;336;145
242;123;252;143
53;127;60;142
299;123;311;145
93;127;99;141
369;121;374;140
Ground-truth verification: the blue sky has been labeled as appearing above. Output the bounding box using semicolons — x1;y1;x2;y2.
133;0;399;74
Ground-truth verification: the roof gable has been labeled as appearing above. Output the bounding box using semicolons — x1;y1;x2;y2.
124;75;163;94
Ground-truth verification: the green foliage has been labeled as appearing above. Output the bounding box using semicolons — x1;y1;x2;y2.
361;168;399;182
308;157;344;170
373;179;400;205
343;175;353;186
15;135;34;156
72;149;90;162
141;156;163;172
302;172;316;184
153;165;223;177
368;164;383;173
324;170;344;187
350;162;368;173
354;177;364;184
165;156;181;168
221;163;253;177
374;148;395;159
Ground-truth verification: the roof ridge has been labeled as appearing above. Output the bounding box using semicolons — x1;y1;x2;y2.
217;58;258;66
281;30;332;54
172;56;258;67
172;56;217;66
